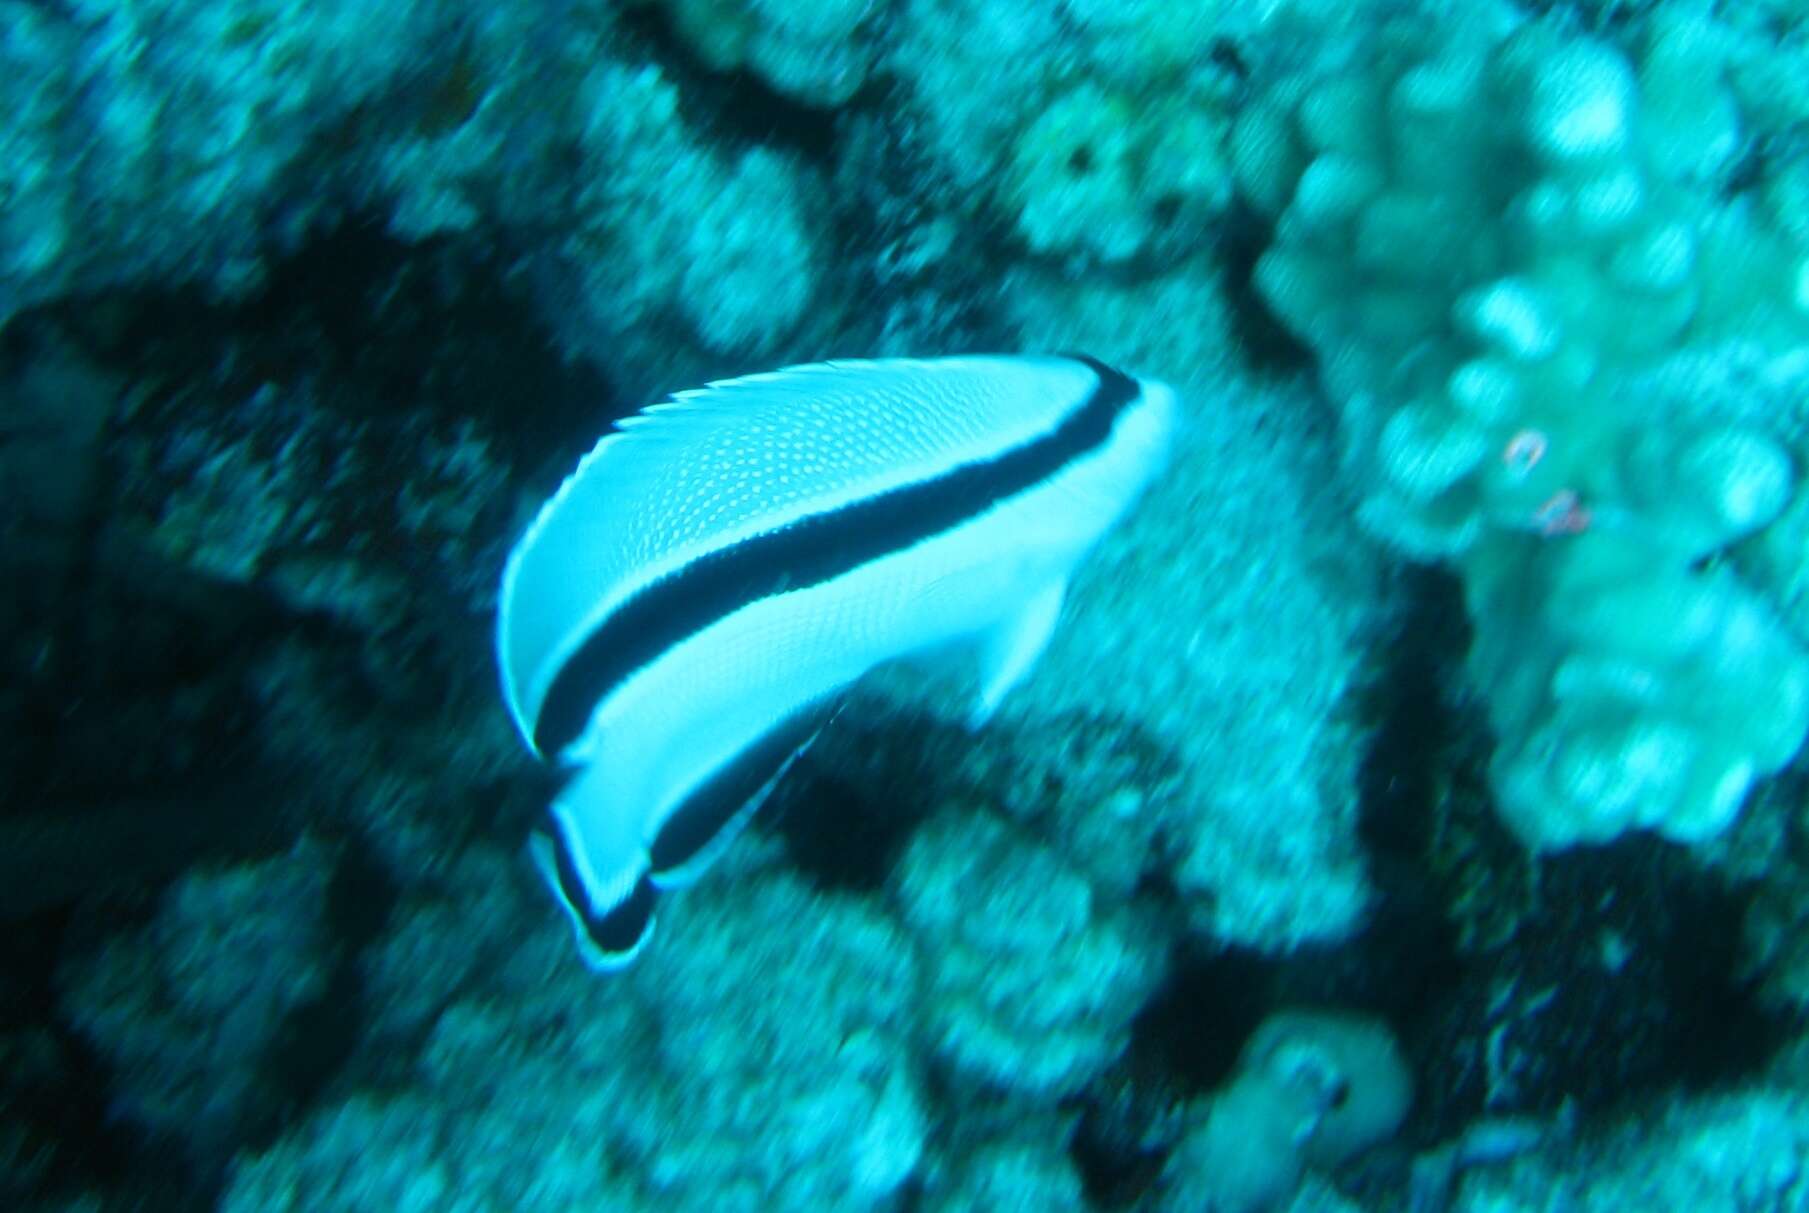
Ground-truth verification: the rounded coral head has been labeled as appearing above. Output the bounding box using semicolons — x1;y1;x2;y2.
1239;1007;1414;1170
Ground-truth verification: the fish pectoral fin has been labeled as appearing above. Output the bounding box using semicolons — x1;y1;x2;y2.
970;580;1067;729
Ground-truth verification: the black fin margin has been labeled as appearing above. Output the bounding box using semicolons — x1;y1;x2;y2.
551;828;659;961
648;697;844;878
1060;352;1141;405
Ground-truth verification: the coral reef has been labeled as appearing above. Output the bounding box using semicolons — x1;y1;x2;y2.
893;811;1160;1097
923;1138;1089;1213
6;1;1809;1211
56;843;337;1156
1004;80;1231;266
227;867;927;1212
1235;2;1809;848
0;1;444;316
1454;1087;1809;1212
641;0;880;106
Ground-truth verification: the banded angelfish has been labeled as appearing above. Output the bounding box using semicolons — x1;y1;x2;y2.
496;355;1176;969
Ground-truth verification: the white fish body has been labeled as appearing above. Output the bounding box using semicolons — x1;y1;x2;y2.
497;354;1176;969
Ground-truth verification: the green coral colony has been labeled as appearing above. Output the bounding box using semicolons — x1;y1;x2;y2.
1238;8;1809;849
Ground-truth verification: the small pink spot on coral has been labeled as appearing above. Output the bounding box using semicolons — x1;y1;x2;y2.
1502;429;1547;476
1533;489;1590;536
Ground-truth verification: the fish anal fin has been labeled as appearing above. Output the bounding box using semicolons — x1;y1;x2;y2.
971;580;1068;729
649;696;844;888
530;793;658;971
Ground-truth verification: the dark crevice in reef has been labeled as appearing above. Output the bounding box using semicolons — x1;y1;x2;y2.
1352;564;1476;922
4;226;539;910
267;840;399;1124
2;533;314;923
1079;927;1442;1207
0;908;195;1209
769;769;930;892
26;213;606;726
12;209;607;821
1090;521;1798;1168
1126;946;1277;1096
1;218;603;1210
823;91;1016;360
123;218;614;470
1067;1076;1173;1209
1218;203;1316;377
1410;836;1791;1129
615;4;846;164
1347;565;1794;1134
766;710;954;894
45;217;616;494
1517;0;1663;33
1121;929;1457;1102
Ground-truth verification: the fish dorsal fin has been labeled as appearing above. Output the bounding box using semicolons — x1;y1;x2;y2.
499;356;1110;747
